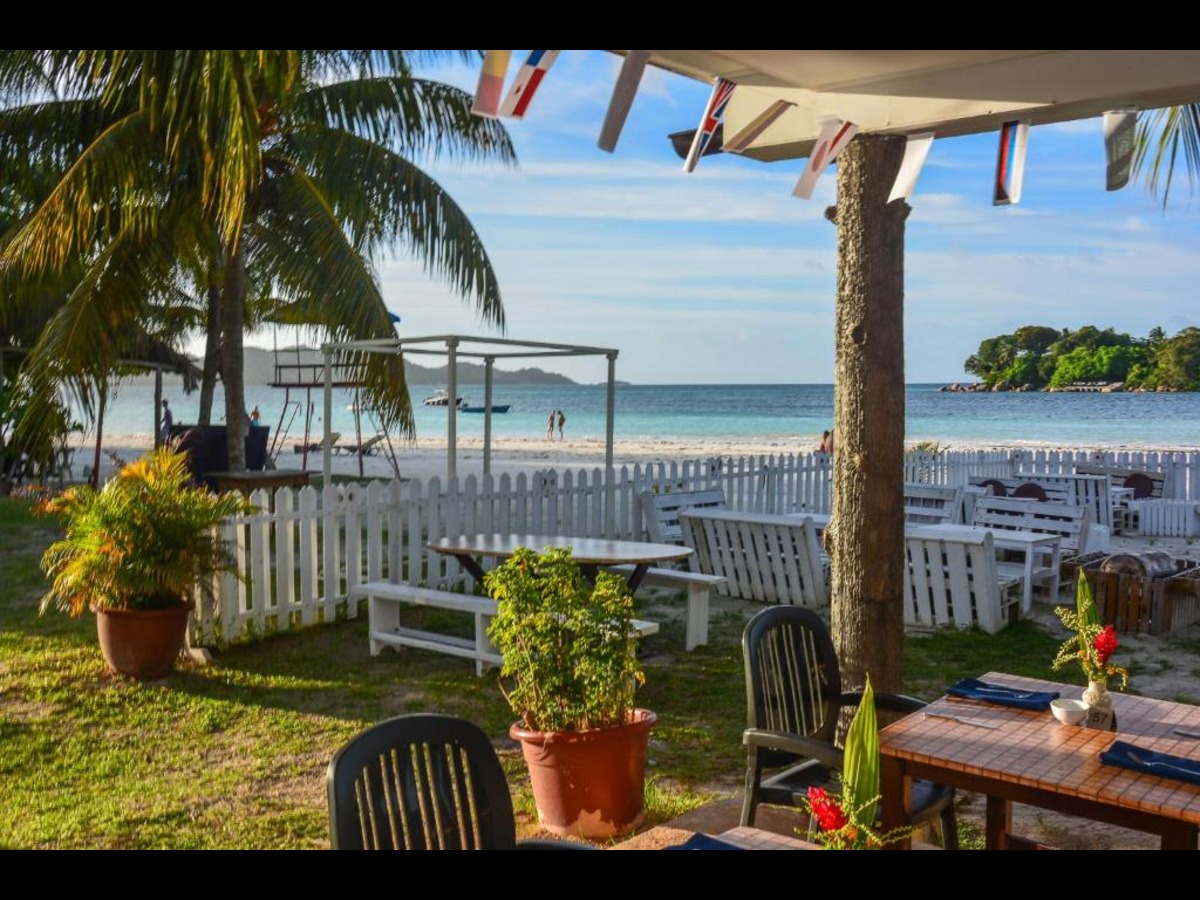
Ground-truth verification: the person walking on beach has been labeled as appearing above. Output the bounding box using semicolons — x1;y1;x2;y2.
557;409;566;441
547;411;555;440
250;406;262;427
160;399;174;445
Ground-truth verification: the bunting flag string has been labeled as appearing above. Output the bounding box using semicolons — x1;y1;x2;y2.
682;77;737;173
1104;109;1137;192
598;50;652;153
722;99;793;154
887;132;935;202
993;120;1030;205
499;50;560;119
471;50;512;119
792;118;858;199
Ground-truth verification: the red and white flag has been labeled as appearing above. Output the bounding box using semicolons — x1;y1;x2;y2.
993;120;1030;205
792;118;858;199
499;50;560;119
471;50;512;119
887;132;935;202
682;77;736;173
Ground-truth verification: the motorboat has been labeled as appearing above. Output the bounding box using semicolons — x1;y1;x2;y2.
423;389;466;408
460;403;511;414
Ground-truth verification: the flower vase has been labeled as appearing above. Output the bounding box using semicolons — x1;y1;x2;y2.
1082;679;1117;731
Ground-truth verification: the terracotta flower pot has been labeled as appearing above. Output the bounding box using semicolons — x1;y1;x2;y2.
92;602;193;680
510;708;656;840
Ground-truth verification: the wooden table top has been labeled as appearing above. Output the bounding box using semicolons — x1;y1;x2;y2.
879;672;1200;827
905;523;1059;547
428;534;693;567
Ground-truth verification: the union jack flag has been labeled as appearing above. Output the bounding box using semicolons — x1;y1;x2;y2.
683;77;736;173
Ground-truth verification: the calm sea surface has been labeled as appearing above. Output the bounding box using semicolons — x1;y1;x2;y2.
88;383;1200;450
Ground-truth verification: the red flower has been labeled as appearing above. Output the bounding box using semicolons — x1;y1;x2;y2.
1093;624;1119;664
807;785;849;832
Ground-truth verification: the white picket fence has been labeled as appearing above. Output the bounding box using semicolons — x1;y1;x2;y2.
1127;500;1200;538
192;447;1200;648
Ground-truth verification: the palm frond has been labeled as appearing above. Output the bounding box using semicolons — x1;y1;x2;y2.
1134;104;1200;209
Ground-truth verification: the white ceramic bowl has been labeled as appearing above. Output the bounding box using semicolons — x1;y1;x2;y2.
1051;698;1088;726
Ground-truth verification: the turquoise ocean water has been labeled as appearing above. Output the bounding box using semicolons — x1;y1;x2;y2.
88;383;1200;450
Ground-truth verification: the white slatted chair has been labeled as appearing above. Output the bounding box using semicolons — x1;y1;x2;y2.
638;488;727;544
903;483;964;525
972;496;1091;557
678;508;828;607
904;530;1022;634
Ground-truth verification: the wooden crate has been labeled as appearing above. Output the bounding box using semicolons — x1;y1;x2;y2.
1080;559;1200;636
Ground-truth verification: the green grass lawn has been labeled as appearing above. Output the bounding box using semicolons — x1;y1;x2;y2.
0;494;1086;849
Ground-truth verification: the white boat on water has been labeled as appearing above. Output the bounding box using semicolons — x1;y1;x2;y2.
423;389;466;408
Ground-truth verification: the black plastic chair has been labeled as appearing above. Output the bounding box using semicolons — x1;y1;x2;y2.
1012;482;1048;501
740;606;959;849
327;713;592;850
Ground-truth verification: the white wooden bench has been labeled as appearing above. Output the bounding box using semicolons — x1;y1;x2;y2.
972;496;1091;557
904;482;964;525
638;488;727;544
1074;463;1168;532
604;565;726;650
1011;472;1114;530
678;508;828;608
353;581;658;676
904;530;1022;634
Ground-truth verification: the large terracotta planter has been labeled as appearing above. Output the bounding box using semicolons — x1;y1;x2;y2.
510;708;656;839
92;603;193;680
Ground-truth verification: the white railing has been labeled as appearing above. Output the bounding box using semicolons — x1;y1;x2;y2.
193;447;1200;647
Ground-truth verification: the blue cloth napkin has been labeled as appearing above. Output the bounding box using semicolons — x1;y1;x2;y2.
946;677;1060;711
1100;740;1200;786
665;833;743;850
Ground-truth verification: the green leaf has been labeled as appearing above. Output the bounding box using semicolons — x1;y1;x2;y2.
841;674;880;827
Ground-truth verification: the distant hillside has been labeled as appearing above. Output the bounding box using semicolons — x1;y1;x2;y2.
121;346;579;387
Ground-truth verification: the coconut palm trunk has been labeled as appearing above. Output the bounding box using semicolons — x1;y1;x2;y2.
221;243;248;471
826;134;908;696
198;284;221;426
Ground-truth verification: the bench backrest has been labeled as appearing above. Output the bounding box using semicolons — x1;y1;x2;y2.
1013;472;1113;529
1074;463;1166;500
638;488;728;544
967;475;1074;505
903;482;964;525
678;508;827;607
972;496;1090;554
903;531;1011;634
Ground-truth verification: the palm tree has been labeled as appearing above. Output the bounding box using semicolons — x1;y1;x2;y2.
1134;104;1200;208
0;50;514;470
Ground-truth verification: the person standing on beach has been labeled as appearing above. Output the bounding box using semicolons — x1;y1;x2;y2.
250;406;262;426
160;399;174;445
557;409;566;441
547;411;555;440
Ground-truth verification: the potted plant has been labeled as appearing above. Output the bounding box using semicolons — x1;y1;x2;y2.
1052;570;1130;730
485;546;656;840
37;446;250;680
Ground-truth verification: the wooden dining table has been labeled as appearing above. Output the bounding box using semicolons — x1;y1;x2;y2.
427;533;694;593
879;672;1200;849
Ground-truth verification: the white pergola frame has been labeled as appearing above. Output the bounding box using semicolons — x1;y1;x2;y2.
320;334;620;482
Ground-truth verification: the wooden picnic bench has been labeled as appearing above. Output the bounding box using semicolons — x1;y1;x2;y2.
903;529;1023;634
903;482;964;525
972;495;1091;557
354;581;659;676
677;508;828;608
638;487;727;544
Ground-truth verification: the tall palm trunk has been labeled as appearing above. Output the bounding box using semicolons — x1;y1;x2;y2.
221;243;247;471
826;135;908;697
198;284;221;426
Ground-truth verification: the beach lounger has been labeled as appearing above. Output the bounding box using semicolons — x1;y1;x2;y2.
293;432;340;454
333;434;386;457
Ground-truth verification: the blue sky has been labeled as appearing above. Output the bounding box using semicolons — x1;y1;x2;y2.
259;51;1200;385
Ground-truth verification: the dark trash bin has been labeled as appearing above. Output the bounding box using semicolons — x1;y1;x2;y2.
170;424;271;487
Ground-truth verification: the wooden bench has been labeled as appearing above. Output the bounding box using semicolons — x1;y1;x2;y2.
1011;472;1114;530
678;508;828;608
353;581;659;676
604;565;726;650
972;496;1091;557
638;488;727;544
1074;463;1168;533
904;482;964;525
904;531;1023;634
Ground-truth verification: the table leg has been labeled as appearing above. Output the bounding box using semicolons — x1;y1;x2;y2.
1023;550;1034;615
625;563;651;594
1159;821;1198;850
879;755;913;850
985;795;1012;850
453;554;488;585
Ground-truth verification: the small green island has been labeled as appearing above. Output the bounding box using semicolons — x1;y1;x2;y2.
945;325;1200;393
